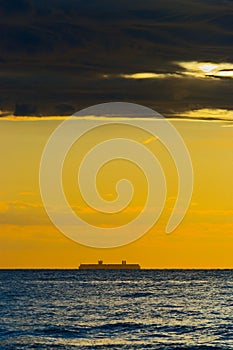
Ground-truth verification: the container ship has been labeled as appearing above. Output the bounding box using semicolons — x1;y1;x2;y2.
79;260;140;270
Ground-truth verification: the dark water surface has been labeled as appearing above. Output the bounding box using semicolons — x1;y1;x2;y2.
1;270;233;349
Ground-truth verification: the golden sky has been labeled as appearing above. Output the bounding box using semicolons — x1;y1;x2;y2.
0;116;232;268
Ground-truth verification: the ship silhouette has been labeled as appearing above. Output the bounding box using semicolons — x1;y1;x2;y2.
79;260;140;270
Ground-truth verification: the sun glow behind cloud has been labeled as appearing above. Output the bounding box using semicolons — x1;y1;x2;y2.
176;61;233;79
103;61;233;81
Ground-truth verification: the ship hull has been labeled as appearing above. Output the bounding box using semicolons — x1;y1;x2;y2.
79;264;140;270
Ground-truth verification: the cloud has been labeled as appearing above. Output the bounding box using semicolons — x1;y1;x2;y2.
221;123;233;128
0;0;232;115
0;110;11;117
119;73;180;79
188;209;233;218
14;104;37;116
142;136;158;144
1;108;233;122
173;108;233;121
17;191;37;195
0;200;49;225
0;201;9;212
0;115;68;120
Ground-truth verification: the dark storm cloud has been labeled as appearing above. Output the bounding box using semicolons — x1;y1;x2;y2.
0;0;232;116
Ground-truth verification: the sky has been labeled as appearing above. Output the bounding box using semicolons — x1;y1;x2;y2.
0;0;232;268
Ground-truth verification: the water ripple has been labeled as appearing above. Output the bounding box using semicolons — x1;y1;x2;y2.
1;270;233;349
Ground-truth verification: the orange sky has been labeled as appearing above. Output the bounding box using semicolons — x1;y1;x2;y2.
0;117;232;268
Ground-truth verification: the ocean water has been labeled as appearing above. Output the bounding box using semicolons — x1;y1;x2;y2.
1;270;233;349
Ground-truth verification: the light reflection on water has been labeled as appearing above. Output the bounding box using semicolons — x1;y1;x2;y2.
1;270;233;349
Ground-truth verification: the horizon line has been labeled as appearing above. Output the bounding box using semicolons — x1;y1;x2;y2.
1;267;233;270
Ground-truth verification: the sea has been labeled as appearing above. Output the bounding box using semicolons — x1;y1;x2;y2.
1;269;233;349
